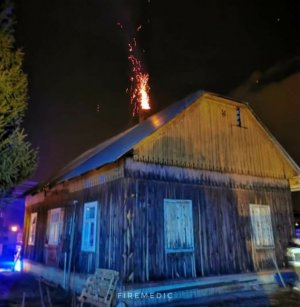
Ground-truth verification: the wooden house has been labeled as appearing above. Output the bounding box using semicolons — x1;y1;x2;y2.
23;91;300;286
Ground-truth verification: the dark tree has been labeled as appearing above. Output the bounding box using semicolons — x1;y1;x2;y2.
0;0;37;197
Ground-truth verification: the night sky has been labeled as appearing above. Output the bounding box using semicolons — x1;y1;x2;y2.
14;0;300;183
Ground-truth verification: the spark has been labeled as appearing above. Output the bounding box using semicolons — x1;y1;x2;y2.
128;52;151;114
117;22;151;116
116;21;123;29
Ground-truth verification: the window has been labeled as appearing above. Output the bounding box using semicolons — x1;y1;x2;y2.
81;201;98;252
164;199;194;252
28;212;37;246
250;204;274;249
48;208;62;245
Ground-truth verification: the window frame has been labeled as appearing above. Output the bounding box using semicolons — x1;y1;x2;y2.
81;201;98;252
28;212;37;246
249;204;275;249
47;208;62;246
164;199;194;253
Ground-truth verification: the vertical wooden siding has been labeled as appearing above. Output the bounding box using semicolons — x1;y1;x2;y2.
24;175;293;283
132;179;293;280
134;95;295;179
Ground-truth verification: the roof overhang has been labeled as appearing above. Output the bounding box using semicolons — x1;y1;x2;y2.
290;176;300;192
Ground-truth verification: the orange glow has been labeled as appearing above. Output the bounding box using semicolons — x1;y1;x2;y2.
150;114;163;128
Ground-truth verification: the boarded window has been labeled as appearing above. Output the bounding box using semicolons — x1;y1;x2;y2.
47;208;62;245
250;204;274;249
28;212;37;246
164;199;194;252
81;201;98;252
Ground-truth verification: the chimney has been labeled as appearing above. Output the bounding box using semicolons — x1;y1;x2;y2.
138;108;150;123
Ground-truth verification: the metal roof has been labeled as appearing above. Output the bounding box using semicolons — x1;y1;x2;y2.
54;90;204;182
49;89;300;185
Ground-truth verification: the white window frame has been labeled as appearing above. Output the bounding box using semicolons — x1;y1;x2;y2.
250;204;275;249
48;208;62;245
81;201;98;252
28;212;37;246
164;199;194;253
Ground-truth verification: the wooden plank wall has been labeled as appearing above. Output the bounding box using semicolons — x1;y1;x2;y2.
24;171;294;283
134;95;296;179
131;179;293;281
24;178;135;281
24;192;68;265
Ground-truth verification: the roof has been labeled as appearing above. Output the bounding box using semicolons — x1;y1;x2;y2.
12;180;38;197
50;89;300;185
54;90;204;182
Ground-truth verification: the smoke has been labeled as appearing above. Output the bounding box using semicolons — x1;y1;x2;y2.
231;56;300;94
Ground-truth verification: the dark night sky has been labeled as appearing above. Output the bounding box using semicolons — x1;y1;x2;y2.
14;0;300;183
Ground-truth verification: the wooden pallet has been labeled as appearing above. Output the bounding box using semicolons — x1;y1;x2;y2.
78;268;119;307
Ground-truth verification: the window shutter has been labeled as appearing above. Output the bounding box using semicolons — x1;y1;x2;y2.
250;204;274;249
164;199;194;252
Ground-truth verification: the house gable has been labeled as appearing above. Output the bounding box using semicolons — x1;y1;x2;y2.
133;93;297;179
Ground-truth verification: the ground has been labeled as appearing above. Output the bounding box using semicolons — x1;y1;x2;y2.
0;272;73;307
160;287;300;306
0;271;300;307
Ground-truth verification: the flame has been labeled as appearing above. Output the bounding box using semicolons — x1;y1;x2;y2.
128;26;151;115
139;73;150;110
128;51;151;115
